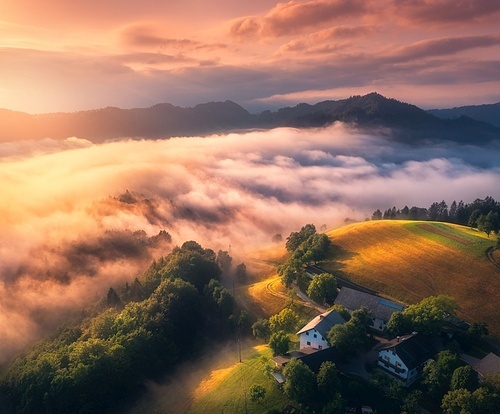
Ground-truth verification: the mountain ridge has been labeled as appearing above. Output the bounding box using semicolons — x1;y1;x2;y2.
427;102;500;128
1;93;499;144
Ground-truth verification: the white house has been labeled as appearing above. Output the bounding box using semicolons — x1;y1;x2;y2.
334;287;404;331
296;309;346;350
377;333;435;386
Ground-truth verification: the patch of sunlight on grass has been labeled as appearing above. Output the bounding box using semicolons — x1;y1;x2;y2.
193;363;239;399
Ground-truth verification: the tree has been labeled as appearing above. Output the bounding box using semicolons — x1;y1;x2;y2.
327;314;367;356
252;319;271;342
441;388;474;414
249;384;266;403
282;358;316;403
216;250;232;271
351;307;373;326
106;288;122;308
306;273;337;304
317;361;341;398
327;304;350;321
450;366;478;391
478;211;500;237
277;259;303;287
268;331;290;356
423;350;461;397
449;200;458;222
285;224;316;252
468;322;489;344
468;209;482;228
400;390;423;414
269;308;299;334
371;209;383;220
271;233;283;244
386;311;412;337
234;262;247;284
402;295;458;336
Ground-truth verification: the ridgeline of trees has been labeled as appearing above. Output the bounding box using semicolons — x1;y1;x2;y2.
372;196;500;237
0;241;239;414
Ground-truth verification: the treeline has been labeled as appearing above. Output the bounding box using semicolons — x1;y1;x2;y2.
0;241;239;414
372;196;500;236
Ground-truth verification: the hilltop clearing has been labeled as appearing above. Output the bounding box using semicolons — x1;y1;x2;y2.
320;220;499;338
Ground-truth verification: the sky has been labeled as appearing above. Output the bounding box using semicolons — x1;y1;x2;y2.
1;0;500;113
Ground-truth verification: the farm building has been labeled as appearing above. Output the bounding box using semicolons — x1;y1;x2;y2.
334;287;404;331
296;309;346;350
377;333;436;386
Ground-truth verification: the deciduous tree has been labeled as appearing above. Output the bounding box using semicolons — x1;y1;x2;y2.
282;358;316;403
269;308;299;334
269;331;290;356
307;273;337;304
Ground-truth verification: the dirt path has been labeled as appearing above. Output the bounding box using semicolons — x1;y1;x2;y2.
486;247;500;270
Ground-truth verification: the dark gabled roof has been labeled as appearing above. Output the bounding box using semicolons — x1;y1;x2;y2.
296;309;346;337
473;352;500;377
334;287;404;321
379;334;436;370
272;347;341;373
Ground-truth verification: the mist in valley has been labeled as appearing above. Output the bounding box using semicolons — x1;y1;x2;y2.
1;123;499;363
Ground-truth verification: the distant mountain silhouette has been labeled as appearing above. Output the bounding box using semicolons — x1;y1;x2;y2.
428;102;500;128
1;93;499;144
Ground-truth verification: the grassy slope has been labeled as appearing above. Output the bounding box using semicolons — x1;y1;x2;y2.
187;344;292;414
321;220;499;337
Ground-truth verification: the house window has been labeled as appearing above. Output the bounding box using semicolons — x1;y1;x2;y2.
313;334;317;338
318;345;323;350
321;336;325;341
385;356;390;362
307;341;311;346
306;331;309;336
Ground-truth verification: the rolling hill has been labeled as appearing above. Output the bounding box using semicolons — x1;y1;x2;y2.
319;220;500;338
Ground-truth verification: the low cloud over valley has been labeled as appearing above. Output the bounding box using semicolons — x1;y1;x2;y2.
1;124;499;362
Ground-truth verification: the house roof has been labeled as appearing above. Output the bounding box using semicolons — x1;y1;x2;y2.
379;334;436;370
334;287;404;321
296;309;346;337
271;347;341;373
473;352;500;377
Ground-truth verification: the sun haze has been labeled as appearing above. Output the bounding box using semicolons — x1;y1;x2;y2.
1;0;499;113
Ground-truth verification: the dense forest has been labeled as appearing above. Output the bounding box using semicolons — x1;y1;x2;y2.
0;241;239;414
372;196;500;236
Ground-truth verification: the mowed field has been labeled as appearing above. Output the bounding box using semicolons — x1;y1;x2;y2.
321;221;500;338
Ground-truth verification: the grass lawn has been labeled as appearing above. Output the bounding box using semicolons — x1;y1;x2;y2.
187;344;294;414
321;220;500;338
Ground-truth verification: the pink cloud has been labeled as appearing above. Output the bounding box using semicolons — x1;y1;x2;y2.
231;0;369;38
394;0;500;25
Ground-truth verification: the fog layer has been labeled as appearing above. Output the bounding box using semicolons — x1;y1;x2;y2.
1;124;499;362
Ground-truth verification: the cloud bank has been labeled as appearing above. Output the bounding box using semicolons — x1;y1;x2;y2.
0;124;499;362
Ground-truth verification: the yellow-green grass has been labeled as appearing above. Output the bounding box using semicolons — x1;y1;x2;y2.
187;344;293;414
236;276;289;318
321;220;500;338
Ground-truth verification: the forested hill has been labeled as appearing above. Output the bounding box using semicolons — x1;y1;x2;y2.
428;102;500;128
1;93;499;144
0;241;237;414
